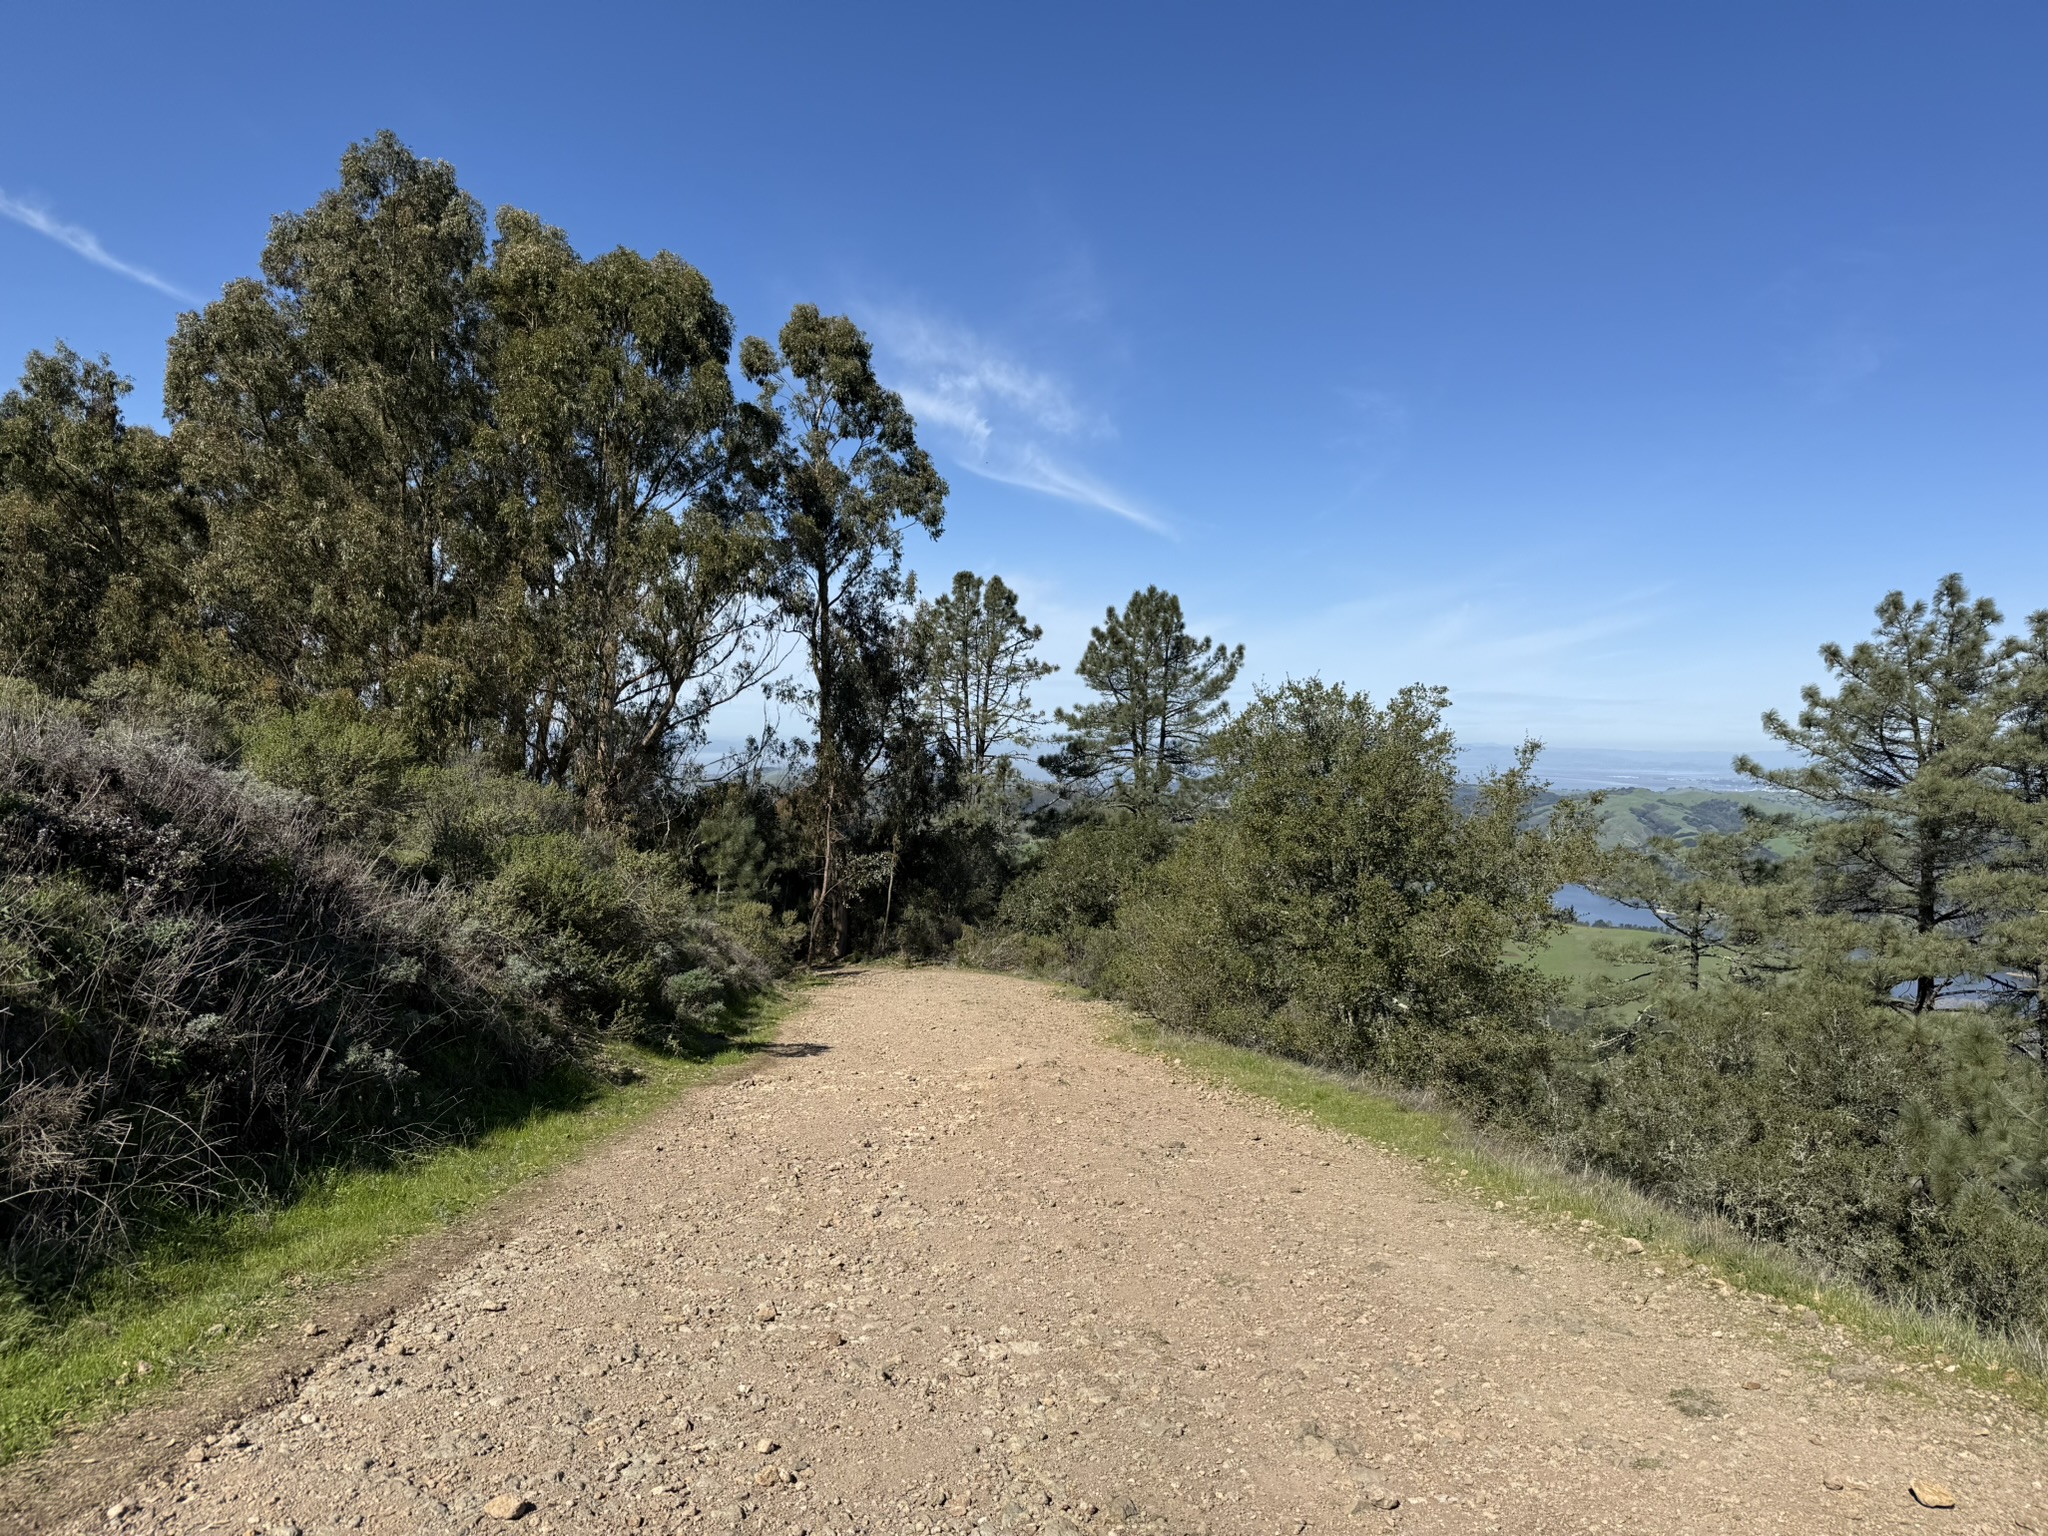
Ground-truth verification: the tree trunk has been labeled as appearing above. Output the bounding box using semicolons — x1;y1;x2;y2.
808;560;837;962
879;826;901;953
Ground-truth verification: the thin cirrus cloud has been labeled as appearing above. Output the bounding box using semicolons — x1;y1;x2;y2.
0;188;196;302
1244;578;1805;748
871;308;1173;539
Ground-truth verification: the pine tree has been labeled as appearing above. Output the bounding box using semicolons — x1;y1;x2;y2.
1739;574;2014;1012
1043;585;1242;801
1587;813;1802;993
912;571;1055;778
1981;608;2048;1024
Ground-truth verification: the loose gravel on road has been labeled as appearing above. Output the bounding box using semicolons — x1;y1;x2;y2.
45;969;2047;1536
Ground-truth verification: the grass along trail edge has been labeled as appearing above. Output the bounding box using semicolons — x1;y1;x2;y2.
0;989;800;1470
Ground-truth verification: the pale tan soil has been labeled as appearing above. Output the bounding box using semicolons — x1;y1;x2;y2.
34;969;2048;1536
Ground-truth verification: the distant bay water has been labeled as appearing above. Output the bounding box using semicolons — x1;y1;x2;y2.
1489;744;1802;930
1458;743;1797;793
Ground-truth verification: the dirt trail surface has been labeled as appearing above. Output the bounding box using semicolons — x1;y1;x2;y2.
39;969;2045;1536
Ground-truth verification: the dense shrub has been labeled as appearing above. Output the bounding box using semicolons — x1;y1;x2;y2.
1566;974;2048;1333
0;693;768;1288
1108;681;1595;1109
241;695;417;841
989;811;1177;982
0;697;551;1283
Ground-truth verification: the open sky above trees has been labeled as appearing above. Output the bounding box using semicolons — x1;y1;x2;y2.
5;2;2047;750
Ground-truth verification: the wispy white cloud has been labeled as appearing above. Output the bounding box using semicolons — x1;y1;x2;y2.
0;188;195;301
1238;576;1774;747
872;308;1171;538
969;443;1175;539
884;312;1086;442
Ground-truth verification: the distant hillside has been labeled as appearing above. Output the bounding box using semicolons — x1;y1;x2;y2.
1464;784;1813;856
1569;786;1809;850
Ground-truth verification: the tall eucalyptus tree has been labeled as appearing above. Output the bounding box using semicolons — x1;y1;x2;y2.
739;306;947;954
485;211;768;818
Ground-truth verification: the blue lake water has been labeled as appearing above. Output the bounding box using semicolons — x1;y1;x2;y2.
1553;883;1661;929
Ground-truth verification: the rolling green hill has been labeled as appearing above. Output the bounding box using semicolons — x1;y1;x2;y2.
1574;787;1806;849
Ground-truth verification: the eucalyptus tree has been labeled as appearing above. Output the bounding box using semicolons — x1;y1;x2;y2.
484;210;769;818
912;570;1055;778
0;346;196;693
1044;585;1242;801
738;306;947;954
165;131;492;705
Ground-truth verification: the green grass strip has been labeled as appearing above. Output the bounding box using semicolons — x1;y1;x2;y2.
0;991;798;1467
1108;1011;2048;1418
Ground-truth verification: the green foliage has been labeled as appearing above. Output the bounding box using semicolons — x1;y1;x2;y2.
1551;576;2048;1333
741;304;948;956
993;812;1177;976
385;760;770;1048
1739;574;2035;1011
0;347;200;694
1569;971;2048;1333
0;688;767;1293
912;571;1055;777
1043;585;1241;802
1587;811;1803;993
484;209;769;815
241;695;417;840
1108;680;1597;1105
693;790;773;903
0;690;556;1287
167;131;492;705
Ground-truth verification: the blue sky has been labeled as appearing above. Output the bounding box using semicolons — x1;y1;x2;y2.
4;3;2044;755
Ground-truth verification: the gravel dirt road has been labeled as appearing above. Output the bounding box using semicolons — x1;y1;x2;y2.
40;968;2046;1536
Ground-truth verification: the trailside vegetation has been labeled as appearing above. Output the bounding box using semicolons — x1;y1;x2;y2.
4;128;2047;1361
986;578;2048;1343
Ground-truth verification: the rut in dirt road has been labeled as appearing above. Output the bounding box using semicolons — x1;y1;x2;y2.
48;969;2047;1536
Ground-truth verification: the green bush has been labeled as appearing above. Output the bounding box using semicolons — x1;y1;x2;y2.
391;761;769;1050
1567;974;2048;1334
241;695;416;840
716;899;805;973
0;691;556;1286
1;688;772;1289
992;811;1176;981
477;833;763;1050
1107;681;1594;1109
